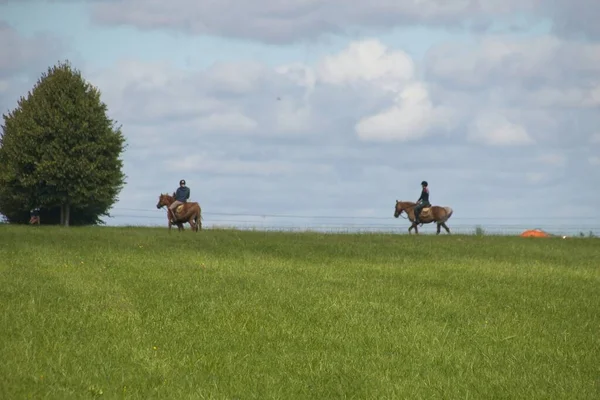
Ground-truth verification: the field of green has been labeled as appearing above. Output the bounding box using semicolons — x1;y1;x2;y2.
1;225;598;399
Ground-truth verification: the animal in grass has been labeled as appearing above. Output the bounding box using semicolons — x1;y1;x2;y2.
156;184;202;232
393;181;453;235
29;207;41;225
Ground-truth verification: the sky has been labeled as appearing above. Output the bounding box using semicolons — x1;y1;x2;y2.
1;0;599;235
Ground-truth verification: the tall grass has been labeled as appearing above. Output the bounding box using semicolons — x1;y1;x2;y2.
1;225;598;399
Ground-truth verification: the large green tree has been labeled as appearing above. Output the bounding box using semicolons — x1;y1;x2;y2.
0;60;126;226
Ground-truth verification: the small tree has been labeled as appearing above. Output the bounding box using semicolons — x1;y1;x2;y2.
0;60;126;226
474;225;486;236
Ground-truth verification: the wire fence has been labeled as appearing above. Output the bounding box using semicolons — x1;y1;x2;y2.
104;207;600;237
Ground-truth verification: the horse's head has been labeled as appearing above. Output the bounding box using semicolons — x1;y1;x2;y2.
156;193;172;209
394;200;417;219
394;200;415;218
394;200;403;218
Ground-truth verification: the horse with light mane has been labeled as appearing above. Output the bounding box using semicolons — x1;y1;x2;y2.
394;200;453;235
156;193;202;232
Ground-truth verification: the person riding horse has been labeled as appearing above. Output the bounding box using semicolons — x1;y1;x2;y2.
414;181;431;225
169;179;190;223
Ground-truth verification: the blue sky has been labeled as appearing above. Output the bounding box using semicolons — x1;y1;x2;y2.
1;0;599;235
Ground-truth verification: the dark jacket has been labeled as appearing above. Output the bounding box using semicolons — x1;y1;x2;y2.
175;187;190;202
417;187;430;204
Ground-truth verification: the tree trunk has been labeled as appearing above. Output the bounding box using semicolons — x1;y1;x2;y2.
64;203;70;226
60;203;71;226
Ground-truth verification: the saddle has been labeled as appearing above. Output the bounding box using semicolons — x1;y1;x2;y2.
172;205;185;220
418;207;432;218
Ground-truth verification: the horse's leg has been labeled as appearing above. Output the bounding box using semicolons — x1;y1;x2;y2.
188;218;196;232
442;222;451;234
409;221;418;235
437;222;441;235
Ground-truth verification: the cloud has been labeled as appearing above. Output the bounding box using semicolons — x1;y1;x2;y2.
1;14;598;228
424;34;600;147
425;35;600;101
310;39;458;142
168;153;333;177
86;0;600;45
88;0;536;44
536;153;566;167
82;36;598;163
316;39;415;89
0;21;70;115
355;82;458;142
467;111;534;146
0;21;66;78
548;0;600;40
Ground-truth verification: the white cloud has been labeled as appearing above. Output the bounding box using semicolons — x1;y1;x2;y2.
316;39;415;90
168;153;333;177
355;82;457;142
467;111;534;146
195;112;258;133
525;172;547;184
204;60;268;94
273;102;313;134
425;35;600;107
537;153;566;167
312;40;458;142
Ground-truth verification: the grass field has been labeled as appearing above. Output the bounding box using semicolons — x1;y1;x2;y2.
1;225;599;399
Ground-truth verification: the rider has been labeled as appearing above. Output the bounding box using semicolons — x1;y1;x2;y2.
414;180;431;225
169;179;190;223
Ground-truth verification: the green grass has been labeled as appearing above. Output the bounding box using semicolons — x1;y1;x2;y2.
1;225;599;399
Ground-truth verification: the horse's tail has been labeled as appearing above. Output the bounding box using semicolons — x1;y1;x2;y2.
443;206;453;222
195;203;202;230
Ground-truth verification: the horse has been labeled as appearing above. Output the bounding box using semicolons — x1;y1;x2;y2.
393;200;453;235
156;193;202;232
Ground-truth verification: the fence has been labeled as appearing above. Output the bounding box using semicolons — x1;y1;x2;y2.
105;207;600;237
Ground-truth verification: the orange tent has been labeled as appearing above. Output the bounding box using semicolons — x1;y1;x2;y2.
520;229;550;238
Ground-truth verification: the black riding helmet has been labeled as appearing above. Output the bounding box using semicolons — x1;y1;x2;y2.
180;179;186;185
421;181;428;186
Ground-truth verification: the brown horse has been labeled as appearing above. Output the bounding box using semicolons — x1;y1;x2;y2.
394;200;453;235
156;193;202;232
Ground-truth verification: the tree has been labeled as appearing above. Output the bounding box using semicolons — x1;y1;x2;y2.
0;60;126;226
